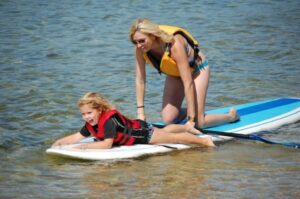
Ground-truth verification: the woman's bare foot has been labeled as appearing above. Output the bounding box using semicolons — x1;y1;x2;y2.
229;108;240;123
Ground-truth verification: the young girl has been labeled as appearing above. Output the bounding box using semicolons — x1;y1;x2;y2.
51;92;215;149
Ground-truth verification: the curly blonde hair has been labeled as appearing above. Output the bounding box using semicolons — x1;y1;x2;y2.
129;18;173;44
78;92;114;112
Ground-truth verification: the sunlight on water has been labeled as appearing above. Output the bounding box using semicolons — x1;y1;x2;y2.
0;0;299;198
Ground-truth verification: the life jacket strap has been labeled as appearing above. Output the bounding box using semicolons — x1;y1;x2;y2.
146;52;162;75
112;117;133;145
173;31;201;67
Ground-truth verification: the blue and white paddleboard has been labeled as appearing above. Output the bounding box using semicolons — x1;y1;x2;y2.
46;98;300;160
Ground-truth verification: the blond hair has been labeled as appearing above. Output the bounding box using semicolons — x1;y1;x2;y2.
129;18;173;44
78;92;114;112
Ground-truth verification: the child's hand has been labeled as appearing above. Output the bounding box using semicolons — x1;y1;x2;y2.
51;141;62;148
74;144;87;150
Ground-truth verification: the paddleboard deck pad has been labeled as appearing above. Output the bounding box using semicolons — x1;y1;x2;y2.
46;97;300;160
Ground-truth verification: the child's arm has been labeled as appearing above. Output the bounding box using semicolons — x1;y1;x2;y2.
51;132;85;147
76;138;114;149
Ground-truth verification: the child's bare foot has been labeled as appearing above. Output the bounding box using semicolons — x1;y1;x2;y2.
188;126;202;135
229;108;240;123
202;136;216;147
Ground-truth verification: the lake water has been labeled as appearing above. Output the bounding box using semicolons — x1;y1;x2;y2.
0;0;299;198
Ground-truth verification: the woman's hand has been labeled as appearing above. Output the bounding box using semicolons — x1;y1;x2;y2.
75;144;88;150
185;120;201;135
137;109;146;121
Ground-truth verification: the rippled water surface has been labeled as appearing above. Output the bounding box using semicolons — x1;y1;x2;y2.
0;0;299;198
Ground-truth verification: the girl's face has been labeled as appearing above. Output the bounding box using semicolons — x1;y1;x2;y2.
80;104;101;126
132;31;154;52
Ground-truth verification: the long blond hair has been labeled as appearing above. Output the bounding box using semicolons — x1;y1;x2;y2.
129;18;173;44
78;92;114;112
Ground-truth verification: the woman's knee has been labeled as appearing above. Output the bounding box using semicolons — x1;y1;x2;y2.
161;107;186;124
161;111;177;124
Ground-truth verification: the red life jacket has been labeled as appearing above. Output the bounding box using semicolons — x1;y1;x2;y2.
85;109;147;146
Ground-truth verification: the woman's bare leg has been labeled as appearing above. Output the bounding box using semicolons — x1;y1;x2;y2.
161;75;185;123
161;65;239;128
194;66;239;128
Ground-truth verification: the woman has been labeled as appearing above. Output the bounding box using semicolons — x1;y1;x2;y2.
129;18;239;128
51;92;215;149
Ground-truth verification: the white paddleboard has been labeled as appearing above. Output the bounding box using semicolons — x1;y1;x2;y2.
46;97;300;160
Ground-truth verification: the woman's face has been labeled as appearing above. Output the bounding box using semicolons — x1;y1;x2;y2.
132;31;154;52
80;104;101;126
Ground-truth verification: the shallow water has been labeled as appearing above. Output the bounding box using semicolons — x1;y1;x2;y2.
0;0;299;198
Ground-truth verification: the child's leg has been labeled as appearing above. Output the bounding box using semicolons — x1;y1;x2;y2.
149;127;215;147
161;123;201;135
161;123;188;133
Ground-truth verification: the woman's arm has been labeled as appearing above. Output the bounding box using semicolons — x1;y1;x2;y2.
51;132;85;147
76;138;114;149
171;35;196;122
134;46;147;120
